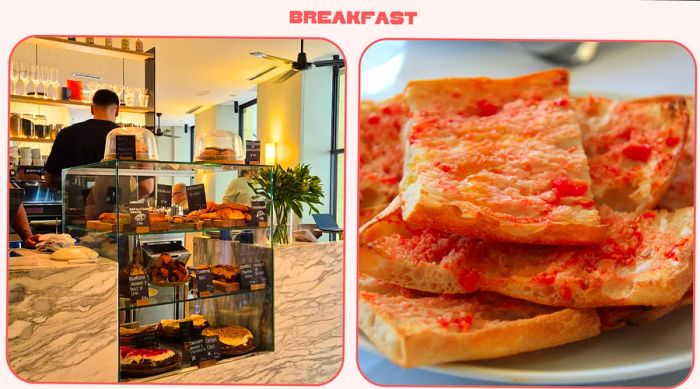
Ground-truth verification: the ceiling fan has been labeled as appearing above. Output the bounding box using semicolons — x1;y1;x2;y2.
154;112;181;138
249;39;345;83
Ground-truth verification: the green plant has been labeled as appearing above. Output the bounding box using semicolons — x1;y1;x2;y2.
249;164;324;244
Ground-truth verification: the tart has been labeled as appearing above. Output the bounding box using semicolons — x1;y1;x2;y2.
202;326;255;354
120;346;178;370
157;314;209;336
211;265;241;283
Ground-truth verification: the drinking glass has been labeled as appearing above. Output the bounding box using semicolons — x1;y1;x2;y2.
19;63;30;95
113;84;124;104
50;67;60;100
124;86;135;106
10;62;19;95
87;82;99;101
30;64;41;96
40;66;51;99
100;83;113;92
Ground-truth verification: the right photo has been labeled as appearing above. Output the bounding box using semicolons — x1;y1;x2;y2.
357;40;695;386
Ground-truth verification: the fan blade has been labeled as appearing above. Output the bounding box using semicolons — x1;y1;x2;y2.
164;134;181;138
250;52;293;64
313;59;345;67
248;65;278;81
276;69;298;83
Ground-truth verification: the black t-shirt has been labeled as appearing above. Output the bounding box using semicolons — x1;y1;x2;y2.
44;119;119;174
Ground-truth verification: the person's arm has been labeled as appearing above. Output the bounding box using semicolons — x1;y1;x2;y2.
137;177;155;199
43;131;69;191
11;205;40;248
222;179;237;203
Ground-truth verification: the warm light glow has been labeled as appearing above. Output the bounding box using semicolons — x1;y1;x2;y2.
264;142;277;165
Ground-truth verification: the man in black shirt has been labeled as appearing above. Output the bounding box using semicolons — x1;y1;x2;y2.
44;89;121;190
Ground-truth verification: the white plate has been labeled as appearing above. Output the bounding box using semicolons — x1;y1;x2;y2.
359;305;691;385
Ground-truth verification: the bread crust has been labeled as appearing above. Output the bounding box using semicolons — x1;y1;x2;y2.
659;96;695;210
401;69;605;245
360;199;694;308
359;277;601;368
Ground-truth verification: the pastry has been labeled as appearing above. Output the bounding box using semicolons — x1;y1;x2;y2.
120;346;178;370
197;147;236;161
148;253;188;284
211;265;241;283
202;326;255;353
98;212;130;224
157;314;209;335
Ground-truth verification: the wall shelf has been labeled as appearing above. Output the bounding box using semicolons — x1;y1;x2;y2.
10;137;54;143
24;37;154;61
10;95;152;114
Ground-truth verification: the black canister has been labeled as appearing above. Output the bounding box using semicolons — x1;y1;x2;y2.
21;114;34;138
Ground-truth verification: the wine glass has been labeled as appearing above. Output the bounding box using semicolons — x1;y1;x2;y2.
50;67;60;100
19;63;30;95
87;82;99;101
30;64;41;97
10;62;19;95
40;66;51;99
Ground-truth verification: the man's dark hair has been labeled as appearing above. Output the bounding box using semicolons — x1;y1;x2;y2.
92;89;120;107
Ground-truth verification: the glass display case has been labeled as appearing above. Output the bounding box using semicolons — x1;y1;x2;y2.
61;160;274;382
103;127;160;161
194;130;245;164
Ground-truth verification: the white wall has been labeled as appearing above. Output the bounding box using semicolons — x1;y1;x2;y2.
300;67;333;223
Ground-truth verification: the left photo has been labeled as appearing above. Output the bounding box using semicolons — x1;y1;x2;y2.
7;36;344;384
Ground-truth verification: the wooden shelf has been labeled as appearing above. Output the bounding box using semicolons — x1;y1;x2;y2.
24;37;153;61
10;95;152;114
10;137;54;143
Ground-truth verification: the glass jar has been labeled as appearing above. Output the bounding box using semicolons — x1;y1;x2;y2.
21;114;34;138
34;115;49;138
193;130;245;163
10;113;22;137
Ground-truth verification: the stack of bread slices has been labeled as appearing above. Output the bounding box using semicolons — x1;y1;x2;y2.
359;69;694;368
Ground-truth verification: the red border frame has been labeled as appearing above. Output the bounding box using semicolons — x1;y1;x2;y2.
355;37;697;388
5;34;348;386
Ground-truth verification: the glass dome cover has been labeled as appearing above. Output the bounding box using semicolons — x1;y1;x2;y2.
194;130;245;163
103;127;159;161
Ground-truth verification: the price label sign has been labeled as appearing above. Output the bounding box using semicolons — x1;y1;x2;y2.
250;200;268;227
115;135;136;160
186;184;207;211
195;267;214;297
187;335;220;367
127;203;150;230
178;319;194;340
156;184;172;208
246;140;261;165
240;262;266;290
133;329;157;348
128;274;149;303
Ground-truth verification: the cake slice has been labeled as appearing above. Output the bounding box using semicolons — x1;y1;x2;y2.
360;198;693;308
359;276;600;368
659;96;695;210
575;95;689;213
401;69;605;245
359;95;408;212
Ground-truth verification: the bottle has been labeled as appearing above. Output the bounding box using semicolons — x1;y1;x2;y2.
104;37;113;48
135;38;144;53
121;38;130;50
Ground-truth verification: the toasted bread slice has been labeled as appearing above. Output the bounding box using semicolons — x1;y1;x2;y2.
575;95;689;214
360;198;693;307
598;287;692;331
359;95;408;210
401;69;605;245
659;96;695;209
359;276;601;368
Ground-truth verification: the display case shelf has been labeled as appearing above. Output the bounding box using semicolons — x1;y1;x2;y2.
24;37;154;61
120;285;266;311
10;94;153;113
67;224;269;238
